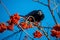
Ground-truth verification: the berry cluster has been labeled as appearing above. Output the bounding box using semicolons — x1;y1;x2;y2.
8;13;20;24
0;13;33;32
0;13;20;32
0;23;7;32
51;24;60;38
33;30;42;38
18;22;33;29
7;13;20;30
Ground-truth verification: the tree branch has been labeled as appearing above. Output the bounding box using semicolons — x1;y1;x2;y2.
37;25;50;40
18;25;34;40
47;0;58;24
0;0;11;16
33;0;58;24
2;29;22;40
32;0;48;6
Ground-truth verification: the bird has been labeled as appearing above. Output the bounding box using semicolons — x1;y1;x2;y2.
25;10;44;22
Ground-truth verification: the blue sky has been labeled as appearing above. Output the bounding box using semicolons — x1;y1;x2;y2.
0;0;60;40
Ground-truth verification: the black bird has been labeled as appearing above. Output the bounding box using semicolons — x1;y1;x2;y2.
25;10;44;22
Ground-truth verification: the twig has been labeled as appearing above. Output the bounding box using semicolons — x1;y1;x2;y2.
37;25;50;40
18;25;34;40
2;29;22;40
33;0;48;6
51;0;58;10
51;0;60;20
48;0;50;6
33;0;58;24
48;0;58;24
23;35;28;40
42;26;52;29
0;0;11;16
57;12;60;18
19;30;23;40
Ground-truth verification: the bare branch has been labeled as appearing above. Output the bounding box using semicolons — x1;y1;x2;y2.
18;25;34;40
2;29;22;40
32;0;48;6
33;0;58;24
37;25;50;40
42;26;52;29
57;12;60;18
48;0;50;6
0;0;11;16
19;31;23;40
47;0;58;24
23;35;28;40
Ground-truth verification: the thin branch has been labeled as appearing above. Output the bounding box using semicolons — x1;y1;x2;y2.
51;0;60;19
48;0;50;6
51;0;58;10
42;26;52;29
57;12;60;18
2;29;22;40
52;0;60;20
47;0;58;24
38;1;48;6
23;35;28;40
19;30;23;40
18;25;34;40
0;0;11;16
37;25;50;40
33;0;48;6
33;0;58;24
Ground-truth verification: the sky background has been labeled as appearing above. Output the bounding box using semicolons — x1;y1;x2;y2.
0;0;60;40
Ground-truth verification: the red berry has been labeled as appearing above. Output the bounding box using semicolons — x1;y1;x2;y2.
33;30;42;38
27;24;32;28
9;13;20;24
56;31;60;38
51;29;57;36
0;23;7;33
51;24;60;38
7;24;14;31
53;24;60;31
20;22;28;29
